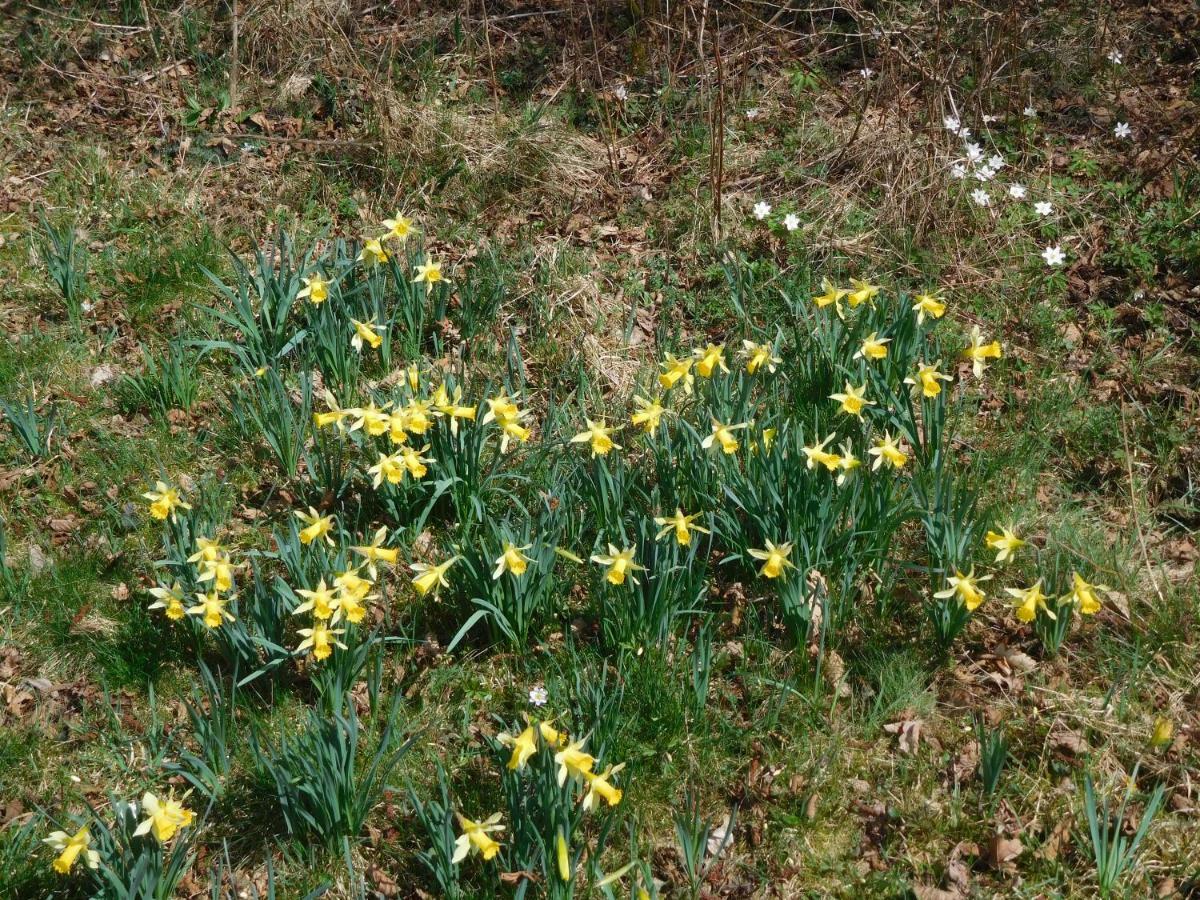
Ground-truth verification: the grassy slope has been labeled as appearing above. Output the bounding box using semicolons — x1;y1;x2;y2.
1;2;1197;898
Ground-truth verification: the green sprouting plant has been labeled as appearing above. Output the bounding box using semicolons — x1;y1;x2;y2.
230;369;312;478
167;662;237;801
251;695;413;854
86;796;198;900
673;790;736;900
0;393;58;459
35;213;89;324
118;342;201;416
199;231;314;370
977;720;1007;796
1083;764;1166;896
408;765;464;900
0;517;30;598
687;621;714;717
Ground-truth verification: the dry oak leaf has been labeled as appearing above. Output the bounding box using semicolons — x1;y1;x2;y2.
984;834;1023;871
885;718;925;755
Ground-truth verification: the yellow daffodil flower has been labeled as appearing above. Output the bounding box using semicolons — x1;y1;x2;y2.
868;432;908;470
381;213;414;242
296;620;347;660
812;278;848;317
43;826;99;875
905;361;952;398
581;763;625;811
829;381;874;418
571;418;621;457
351;526;399;579
142;481;191;522
1007;580;1052;623
368;451;406;488
854;332;891;361
350;318;384;352
414;258;444;284
1064;572;1107;615
295;507;335;545
432;385;477;435
313;389;350;429
453;812;504;863
349;401;392;437
654;508;710;546
802;433;842;472
481;393;520;425
985;526;1026;563
499;724;538;770
387;410;410;445
630;395;668;434
963;325;1003;378
334;568;374;605
187;591;234;629
400;445;433;479
294;579;339;619
741;339;781;375
847;278;881;307
933;568;991;611
693;343;729;378
835;441;860;486
407;364;421;393
554;739;596;786
912;291;946;324
658;352;694;394
590;544;644;586
401;397;433;434
411;555;459;596
748;540;794;579
493;541;533;579
147;582;187;621
297;273;329;304
759;426;777;451
701;418;748;454
357;238;389;266
133;791;194;843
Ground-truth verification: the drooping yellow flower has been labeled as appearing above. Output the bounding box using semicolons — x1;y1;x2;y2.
147;582;187;621
493;541;533;579
350;401;391;436
142;481;191;522
905;361;952;398
590;544;644;586
295;507;336;545
748;540;794;579
571;419;621;457
191;540;234;592
351;526;399;579
658;352;694;394
867;432;908;470
296;620;347;661
654;508;710;546
854;332;891;361
1151;717;1174;750
759;426;778;451
187;591;234;629
43;826;99;875
630;395;668;434
554;739;596;786
368;451;406;488
911;291;946;324
829;381;875;419
133;791;194;843
401;397;434;435
381;213;414;243
985;526;1026;563
812;278;848;316
834;441;860;486
933;568;992;611
741;339;781;375
313;389;350;429
452;812;504;863
481;393;531;452
581;763;625;811
387;409;411;445
333;570;374;619
297;272;329;304
432;384;477;435
847;278;881;308
294;579;339;620
1064;572;1107;615
500;724;538;770
400;445;434;479
963;325;1003;378
411;555;460;596
1007;580;1053;623
350;318;384;352
407;364;421;393
701;418;748;454
357;238;389;266
481;392;520;426
693;343;729;378
802;433;842;472
414;258;445;284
